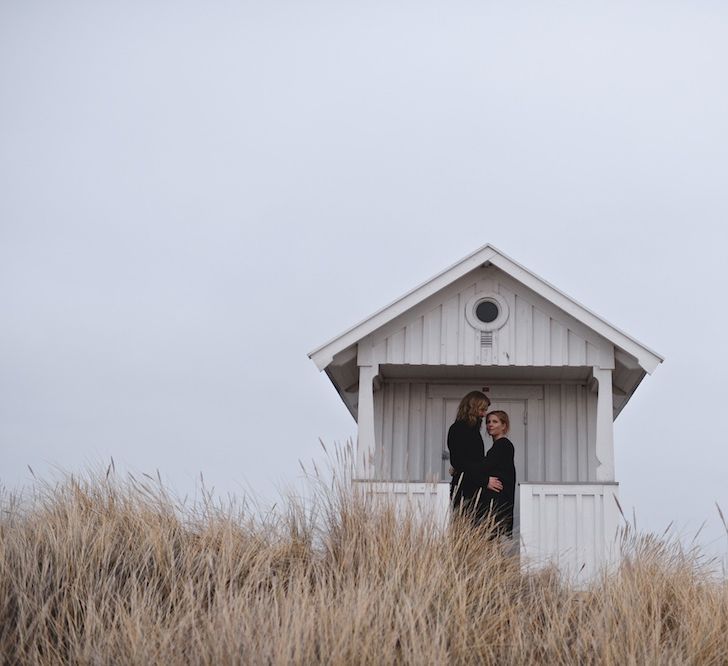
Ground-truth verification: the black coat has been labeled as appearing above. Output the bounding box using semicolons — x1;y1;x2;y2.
481;437;516;535
447;419;488;501
448;420;516;533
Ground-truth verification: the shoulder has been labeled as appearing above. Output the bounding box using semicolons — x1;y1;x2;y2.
498;437;514;451
448;420;469;434
448;420;477;443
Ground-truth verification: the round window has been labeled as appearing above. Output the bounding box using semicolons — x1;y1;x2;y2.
475;300;499;323
465;292;509;331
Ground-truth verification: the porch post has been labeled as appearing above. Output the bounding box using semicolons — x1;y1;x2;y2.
592;366;615;481
356;364;378;480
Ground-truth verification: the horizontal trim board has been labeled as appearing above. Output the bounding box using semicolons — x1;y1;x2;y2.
384;378;591;387
520;481;619;485
427;384;543;400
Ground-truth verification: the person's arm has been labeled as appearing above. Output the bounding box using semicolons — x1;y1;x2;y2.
486;475;503;492
448;464;500;489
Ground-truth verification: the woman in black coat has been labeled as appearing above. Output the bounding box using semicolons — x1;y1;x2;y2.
482;410;516;536
447;391;503;524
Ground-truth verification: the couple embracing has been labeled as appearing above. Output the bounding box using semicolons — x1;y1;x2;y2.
447;391;516;535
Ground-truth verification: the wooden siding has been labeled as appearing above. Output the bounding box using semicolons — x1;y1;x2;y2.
520;483;621;585
373;381;598;484
357;481;451;528
368;266;610;368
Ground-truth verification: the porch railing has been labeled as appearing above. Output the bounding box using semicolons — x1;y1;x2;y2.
354;480;623;585
356;481;451;527
519;482;622;585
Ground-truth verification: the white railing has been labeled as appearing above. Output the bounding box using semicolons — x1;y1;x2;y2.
353;480;622;586
353;481;451;527
519;482;622;585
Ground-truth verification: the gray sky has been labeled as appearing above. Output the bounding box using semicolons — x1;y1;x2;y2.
2;2;727;555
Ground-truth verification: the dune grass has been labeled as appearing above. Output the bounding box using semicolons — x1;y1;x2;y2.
1;459;727;665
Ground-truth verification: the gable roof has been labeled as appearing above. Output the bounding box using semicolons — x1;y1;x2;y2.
309;243;664;374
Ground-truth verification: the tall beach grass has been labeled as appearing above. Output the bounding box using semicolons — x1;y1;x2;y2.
1;454;727;665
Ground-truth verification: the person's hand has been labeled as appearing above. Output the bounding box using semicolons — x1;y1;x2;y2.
448;465;455;477
487;476;502;492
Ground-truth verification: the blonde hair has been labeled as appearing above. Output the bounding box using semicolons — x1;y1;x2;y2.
455;391;491;427
486;410;510;435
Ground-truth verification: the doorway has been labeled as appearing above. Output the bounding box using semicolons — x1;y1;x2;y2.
428;384;543;537
442;394;526;483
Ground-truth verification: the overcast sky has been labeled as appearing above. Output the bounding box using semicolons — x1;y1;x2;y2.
2;1;727;557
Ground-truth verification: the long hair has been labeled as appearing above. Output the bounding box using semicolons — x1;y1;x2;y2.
486;410;510;435
455;391;490;427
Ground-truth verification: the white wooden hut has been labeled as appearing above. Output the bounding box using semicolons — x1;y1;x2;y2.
309;244;662;582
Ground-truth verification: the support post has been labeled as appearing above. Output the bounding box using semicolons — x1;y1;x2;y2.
592;366;615;481
356;364;378;480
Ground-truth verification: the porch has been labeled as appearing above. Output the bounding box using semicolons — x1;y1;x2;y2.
359;480;622;585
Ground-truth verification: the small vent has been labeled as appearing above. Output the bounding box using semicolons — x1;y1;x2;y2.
480;331;493;348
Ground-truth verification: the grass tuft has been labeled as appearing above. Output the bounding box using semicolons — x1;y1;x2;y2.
1;460;727;664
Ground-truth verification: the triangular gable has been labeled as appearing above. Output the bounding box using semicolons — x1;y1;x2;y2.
363;264;613;369
309;244;663;374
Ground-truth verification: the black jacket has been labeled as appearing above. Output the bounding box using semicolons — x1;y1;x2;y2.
481;437;516;534
447;419;488;501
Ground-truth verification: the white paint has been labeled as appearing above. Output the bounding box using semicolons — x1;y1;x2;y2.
364;265;613;369
309;246;498;370
355;364;378;479
519;482;622;586
356;479;624;585
309;245;663;374
593;367;615;481
464;291;511;332
372;381;597;485
311;246;662;581
355;480;452;529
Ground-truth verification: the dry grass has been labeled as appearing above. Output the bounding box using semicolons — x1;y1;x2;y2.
1;458;727;665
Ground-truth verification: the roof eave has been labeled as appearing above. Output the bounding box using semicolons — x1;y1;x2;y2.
486;251;664;374
309;243;664;376
308;244;498;370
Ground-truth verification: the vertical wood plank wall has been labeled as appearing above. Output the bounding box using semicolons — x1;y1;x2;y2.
369;267;607;368
519;483;621;585
373;382;598;483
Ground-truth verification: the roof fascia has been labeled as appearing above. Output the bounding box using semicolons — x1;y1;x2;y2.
487;251;664;374
310;243;664;375
308;245;498;370
613;369;647;420
324;366;358;421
